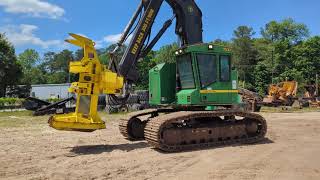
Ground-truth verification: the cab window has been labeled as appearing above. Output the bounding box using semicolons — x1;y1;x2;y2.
220;56;230;81
196;54;217;87
177;54;195;89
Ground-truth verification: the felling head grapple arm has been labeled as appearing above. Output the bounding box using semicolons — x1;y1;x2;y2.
49;34;124;131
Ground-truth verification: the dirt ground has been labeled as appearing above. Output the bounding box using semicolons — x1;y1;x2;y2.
0;111;320;180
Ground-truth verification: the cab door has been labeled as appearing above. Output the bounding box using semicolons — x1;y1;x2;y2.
218;55;233;104
195;53;219;103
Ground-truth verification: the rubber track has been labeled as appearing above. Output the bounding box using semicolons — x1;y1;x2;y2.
144;110;267;152
119;109;159;140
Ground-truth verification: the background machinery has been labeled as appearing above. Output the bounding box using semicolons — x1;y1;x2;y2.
49;0;267;151
262;81;298;107
239;88;262;112
23;96;75;116
304;82;320;108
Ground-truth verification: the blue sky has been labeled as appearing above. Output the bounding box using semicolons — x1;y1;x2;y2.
0;0;319;55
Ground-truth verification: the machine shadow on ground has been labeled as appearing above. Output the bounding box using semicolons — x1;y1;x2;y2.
68;141;149;155
68;138;274;155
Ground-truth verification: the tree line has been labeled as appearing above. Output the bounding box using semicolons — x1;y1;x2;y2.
0;18;319;97
229;18;319;95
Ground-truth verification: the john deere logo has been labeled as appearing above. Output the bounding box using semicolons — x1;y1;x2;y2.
187;6;194;13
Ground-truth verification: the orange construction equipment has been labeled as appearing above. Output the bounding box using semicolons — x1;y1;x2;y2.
263;81;298;106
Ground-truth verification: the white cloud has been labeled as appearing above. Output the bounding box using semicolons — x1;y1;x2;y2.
103;33;133;44
94;41;104;49
94;33;132;48
103;34;122;44
0;24;63;49
0;0;65;19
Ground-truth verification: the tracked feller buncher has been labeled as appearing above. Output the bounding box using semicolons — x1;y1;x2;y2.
49;0;267;152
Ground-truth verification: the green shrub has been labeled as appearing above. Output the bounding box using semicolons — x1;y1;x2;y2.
47;98;60;103
0;98;5;107
0;98;24;107
7;98;16;105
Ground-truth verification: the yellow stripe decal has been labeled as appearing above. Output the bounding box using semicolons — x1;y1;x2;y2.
200;90;239;94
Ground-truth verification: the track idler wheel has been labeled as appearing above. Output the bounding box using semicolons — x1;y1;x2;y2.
127;118;146;139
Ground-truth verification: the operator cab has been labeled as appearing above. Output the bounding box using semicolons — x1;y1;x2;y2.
149;43;240;106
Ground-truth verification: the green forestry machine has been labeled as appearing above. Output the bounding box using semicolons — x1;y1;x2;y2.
49;0;267;152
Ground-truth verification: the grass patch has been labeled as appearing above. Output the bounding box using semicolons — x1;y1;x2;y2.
0;111;47;128
0;111;126;128
0;117;48;128
0;110;33;117
0;110;126;128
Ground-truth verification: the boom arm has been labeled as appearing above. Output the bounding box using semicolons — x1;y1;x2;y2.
115;0;203;82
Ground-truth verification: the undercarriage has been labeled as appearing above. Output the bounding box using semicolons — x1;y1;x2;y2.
119;109;267;152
